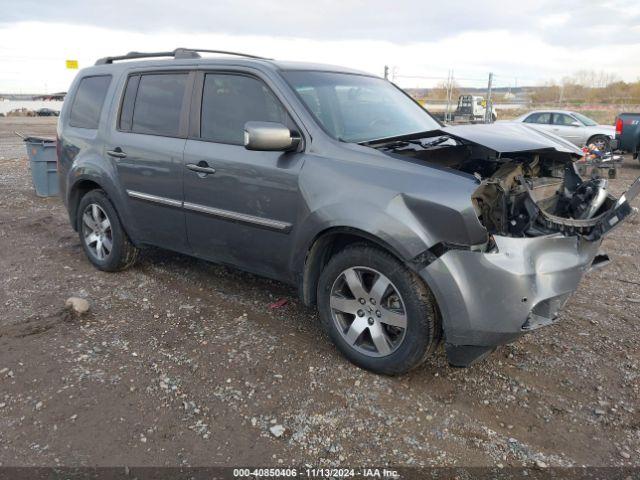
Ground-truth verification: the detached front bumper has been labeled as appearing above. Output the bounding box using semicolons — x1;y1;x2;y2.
419;235;601;366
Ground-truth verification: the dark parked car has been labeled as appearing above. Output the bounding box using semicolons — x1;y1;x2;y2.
615;113;640;159
57;49;640;375
37;107;60;117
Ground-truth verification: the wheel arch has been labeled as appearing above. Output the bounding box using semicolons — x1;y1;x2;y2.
301;226;414;307
586;133;612;146
67;175;140;245
68;178;104;231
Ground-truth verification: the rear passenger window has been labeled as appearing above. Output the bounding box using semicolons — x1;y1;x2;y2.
69;75;112;129
130;73;188;137
200;74;291;145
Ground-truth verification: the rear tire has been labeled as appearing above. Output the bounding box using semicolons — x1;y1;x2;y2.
317;244;441;375
77;190;139;272
588;135;610;151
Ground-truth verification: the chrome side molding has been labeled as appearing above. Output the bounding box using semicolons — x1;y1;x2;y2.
126;190;291;232
183;201;291;231
126;190;183;208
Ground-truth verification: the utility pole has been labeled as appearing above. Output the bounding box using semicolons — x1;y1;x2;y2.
445;70;454;123
485;72;494;123
384;65;389;80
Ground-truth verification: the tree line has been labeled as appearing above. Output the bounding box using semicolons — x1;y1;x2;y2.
417;70;640;105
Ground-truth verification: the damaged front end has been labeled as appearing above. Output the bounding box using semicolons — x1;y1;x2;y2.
470;152;635;242
368;123;639;366
371;123;638;243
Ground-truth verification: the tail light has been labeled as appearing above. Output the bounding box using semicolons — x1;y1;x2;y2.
615;117;624;136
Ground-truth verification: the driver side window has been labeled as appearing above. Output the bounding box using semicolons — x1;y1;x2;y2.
200;73;292;145
524;112;551;124
553;114;578;126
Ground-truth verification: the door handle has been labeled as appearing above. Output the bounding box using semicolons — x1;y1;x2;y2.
186;163;216;175
107;148;127;159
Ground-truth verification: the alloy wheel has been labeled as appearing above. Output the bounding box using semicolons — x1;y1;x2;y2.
329;266;408;357
81;203;113;261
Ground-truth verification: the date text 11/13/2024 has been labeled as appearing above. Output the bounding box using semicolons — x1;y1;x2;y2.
232;467;400;478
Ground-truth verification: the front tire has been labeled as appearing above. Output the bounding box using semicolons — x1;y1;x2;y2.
317;244;441;375
77;189;139;272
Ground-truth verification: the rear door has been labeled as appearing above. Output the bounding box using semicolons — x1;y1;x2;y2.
107;70;193;252
182;70;304;281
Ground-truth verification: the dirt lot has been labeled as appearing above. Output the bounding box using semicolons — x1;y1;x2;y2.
1;117;639;469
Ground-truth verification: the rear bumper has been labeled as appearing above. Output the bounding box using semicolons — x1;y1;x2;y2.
419;235;601;363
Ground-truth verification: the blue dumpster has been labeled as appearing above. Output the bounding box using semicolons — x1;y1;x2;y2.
24;136;58;197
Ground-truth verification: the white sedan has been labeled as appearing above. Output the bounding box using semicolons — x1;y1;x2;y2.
509;110;615;149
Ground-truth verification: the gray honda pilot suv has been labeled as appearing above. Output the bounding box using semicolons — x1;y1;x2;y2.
57;48;639;375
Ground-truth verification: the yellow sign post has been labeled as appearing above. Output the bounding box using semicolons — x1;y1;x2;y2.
66;60;79;69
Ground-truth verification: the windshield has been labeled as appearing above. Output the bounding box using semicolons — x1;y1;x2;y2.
572;112;598;126
281;71;440;143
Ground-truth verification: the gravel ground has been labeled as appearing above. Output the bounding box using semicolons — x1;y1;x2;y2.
1;117;639;469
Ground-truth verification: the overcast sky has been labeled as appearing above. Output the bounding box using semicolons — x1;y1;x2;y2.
1;0;639;93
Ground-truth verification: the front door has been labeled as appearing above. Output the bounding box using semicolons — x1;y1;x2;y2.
183;71;304;281
107;71;191;252
551;113;585;146
523;111;553;135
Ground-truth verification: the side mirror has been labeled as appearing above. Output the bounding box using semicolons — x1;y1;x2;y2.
570;121;581;127
244;121;300;152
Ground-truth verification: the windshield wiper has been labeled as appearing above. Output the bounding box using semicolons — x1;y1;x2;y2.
361;134;453;149
421;135;451;147
359;129;448;147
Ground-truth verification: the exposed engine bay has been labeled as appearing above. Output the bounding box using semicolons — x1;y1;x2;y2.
466;153;613;240
369;129;639;241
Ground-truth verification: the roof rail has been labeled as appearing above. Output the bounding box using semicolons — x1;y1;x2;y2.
95;48;271;65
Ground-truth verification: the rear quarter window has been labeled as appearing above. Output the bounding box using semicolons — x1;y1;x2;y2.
69;75;112;129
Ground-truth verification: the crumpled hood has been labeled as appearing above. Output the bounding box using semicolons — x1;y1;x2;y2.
440;123;585;156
